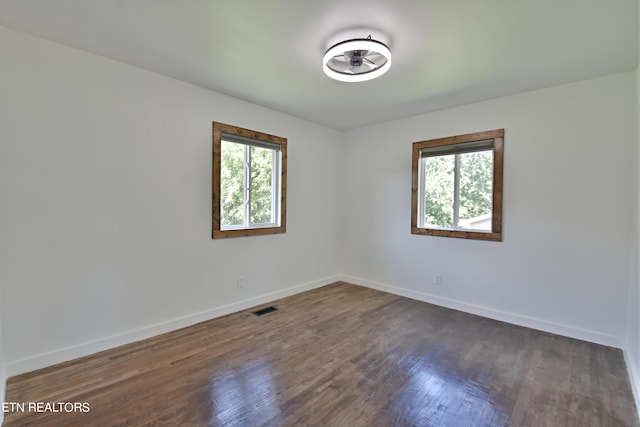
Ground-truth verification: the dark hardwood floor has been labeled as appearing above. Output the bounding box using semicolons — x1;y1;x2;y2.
4;282;639;426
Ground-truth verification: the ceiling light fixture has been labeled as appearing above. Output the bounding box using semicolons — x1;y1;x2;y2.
323;35;391;83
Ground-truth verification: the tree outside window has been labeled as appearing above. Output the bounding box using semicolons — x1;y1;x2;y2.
213;122;286;238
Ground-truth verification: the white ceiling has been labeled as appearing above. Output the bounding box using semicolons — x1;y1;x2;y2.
0;0;637;130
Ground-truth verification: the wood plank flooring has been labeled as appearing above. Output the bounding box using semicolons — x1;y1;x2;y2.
4;282;639;426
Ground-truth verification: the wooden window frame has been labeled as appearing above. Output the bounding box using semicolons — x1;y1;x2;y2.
212;122;287;239
411;129;504;241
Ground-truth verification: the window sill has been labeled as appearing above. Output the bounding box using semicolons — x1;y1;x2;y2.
213;225;286;239
411;226;501;241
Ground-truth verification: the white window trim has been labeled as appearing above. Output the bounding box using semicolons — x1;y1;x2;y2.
220;142;282;231
417;149;493;233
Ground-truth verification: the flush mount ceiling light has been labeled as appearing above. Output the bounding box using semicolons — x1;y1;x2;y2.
322;35;391;82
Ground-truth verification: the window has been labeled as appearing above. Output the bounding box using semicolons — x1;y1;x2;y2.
212;122;286;238
411;129;503;241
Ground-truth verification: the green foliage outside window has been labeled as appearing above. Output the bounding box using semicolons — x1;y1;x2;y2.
423;155;455;228
459;151;493;221
423;150;493;228
250;146;274;224
221;141;244;227
220;141;275;227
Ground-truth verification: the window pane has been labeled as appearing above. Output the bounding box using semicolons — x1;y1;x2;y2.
220;141;245;227
423;155;455;228
458;150;493;230
250;145;275;224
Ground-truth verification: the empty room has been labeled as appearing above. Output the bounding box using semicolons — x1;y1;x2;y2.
1;0;640;426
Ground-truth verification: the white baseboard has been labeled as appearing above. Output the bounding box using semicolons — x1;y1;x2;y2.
624;344;640;414
339;274;624;349
6;276;339;377
6;274;626;377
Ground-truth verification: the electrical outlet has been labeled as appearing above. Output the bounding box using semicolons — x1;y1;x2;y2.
434;274;443;286
236;276;245;288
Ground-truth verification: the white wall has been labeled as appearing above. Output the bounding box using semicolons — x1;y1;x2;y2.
0;27;343;375
341;72;637;347
1;22;638;392
625;12;640;407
